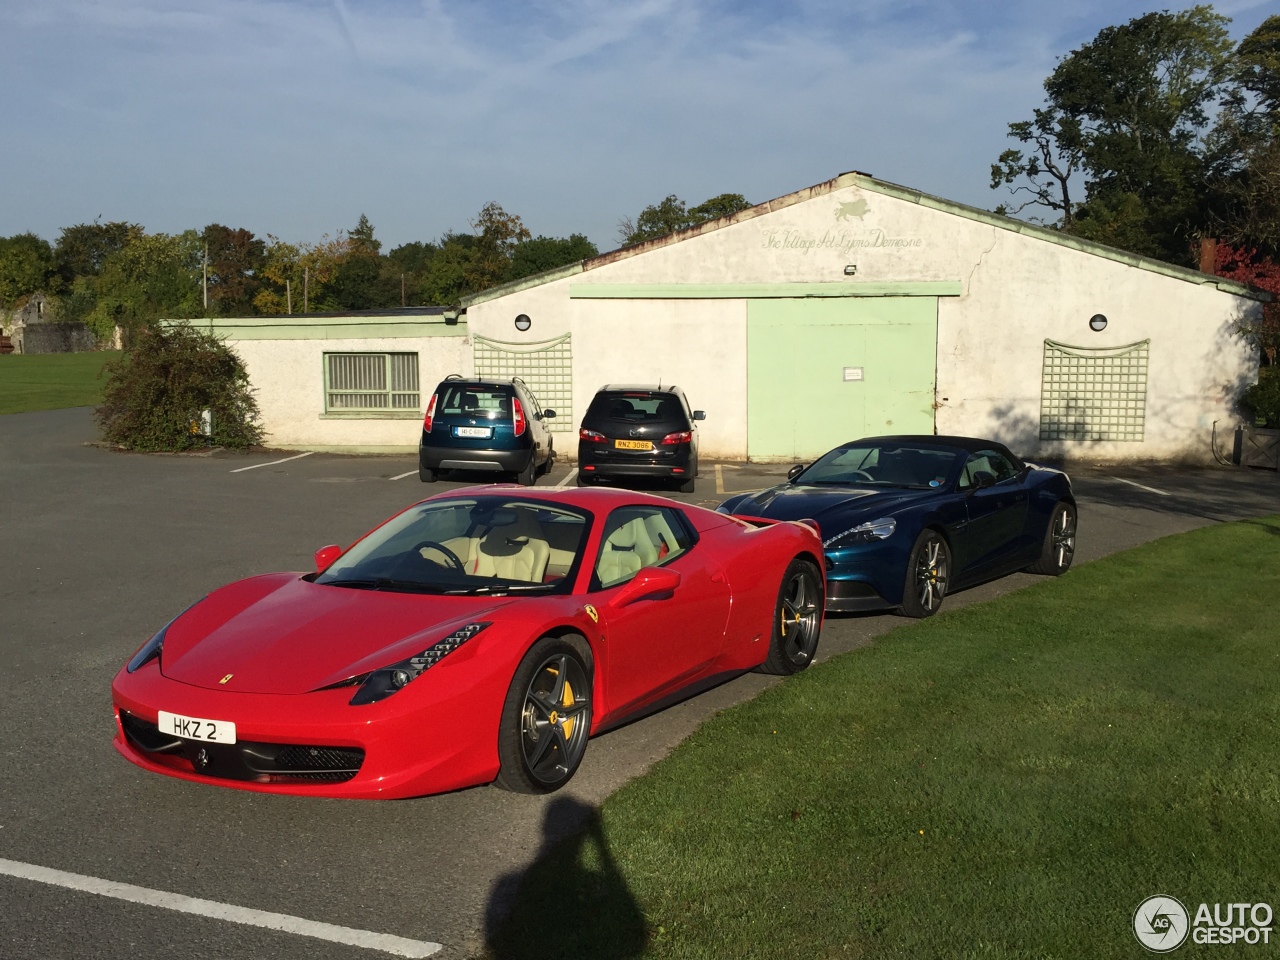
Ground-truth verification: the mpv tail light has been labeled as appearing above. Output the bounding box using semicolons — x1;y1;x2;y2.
580;428;607;443
513;398;527;437
423;394;438;433
661;430;692;445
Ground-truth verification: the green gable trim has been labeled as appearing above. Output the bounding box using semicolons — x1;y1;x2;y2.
175;316;467;340
843;173;1268;302
460;261;586;308
568;282;962;299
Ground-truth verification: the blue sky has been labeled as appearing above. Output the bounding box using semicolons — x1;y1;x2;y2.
1;0;1276;252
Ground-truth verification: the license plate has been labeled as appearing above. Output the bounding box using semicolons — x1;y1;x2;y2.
157;710;237;744
614;439;653;451
454;426;492;438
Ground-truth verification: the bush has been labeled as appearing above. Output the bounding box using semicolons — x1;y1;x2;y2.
95;323;263;450
1240;366;1280;428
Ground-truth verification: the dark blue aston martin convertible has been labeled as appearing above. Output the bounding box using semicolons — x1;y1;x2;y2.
718;436;1077;618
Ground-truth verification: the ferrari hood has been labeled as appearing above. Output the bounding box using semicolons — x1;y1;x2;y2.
160;574;517;694
725;484;931;533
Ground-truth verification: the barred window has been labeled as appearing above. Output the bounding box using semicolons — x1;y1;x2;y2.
324;353;420;412
1040;339;1149;442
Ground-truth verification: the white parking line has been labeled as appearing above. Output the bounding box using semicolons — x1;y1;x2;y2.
389;470;418;481
230;451;315;474
555;468;578;488
1109;475;1172;497
0;857;441;958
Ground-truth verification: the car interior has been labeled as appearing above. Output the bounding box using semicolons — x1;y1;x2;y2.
595;509;686;588
427;506;581;583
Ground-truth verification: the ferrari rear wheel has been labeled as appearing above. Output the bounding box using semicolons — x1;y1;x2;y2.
1025;501;1076;576
900;529;950;619
495;635;593;793
758;558;823;675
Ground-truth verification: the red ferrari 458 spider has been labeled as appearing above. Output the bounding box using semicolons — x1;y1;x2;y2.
112;486;825;799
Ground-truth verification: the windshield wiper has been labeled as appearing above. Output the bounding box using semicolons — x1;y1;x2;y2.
444;582;559;596
322;578;447;594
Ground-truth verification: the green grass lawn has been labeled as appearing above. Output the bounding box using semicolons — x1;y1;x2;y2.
490;517;1280;959
0;351;119;415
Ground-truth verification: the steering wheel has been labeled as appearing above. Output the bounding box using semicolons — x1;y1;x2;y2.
847;470;875;482
409;540;465;572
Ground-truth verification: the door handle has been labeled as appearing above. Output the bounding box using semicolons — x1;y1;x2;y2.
710;570;728;584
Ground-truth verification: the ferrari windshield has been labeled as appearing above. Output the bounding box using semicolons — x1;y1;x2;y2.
315;497;591;595
797;443;961;489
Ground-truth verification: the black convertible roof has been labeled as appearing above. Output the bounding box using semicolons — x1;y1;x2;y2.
854;435;1023;464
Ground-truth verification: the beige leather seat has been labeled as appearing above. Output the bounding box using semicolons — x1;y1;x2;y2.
597;516;659;586
470;508;550;582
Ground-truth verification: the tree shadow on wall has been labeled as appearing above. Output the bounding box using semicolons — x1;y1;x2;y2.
484;796;648;960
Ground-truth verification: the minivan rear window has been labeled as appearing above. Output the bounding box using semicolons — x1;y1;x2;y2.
589;392;685;424
436;385;512;418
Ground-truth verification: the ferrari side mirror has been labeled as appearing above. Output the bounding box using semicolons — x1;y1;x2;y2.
787;464;805;482
608;566;681;608
314;544;343;572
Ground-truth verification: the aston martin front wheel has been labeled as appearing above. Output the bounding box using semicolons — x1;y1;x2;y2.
900;529;950;619
495;635;593;793
1025;501;1076;576
757;558;823;675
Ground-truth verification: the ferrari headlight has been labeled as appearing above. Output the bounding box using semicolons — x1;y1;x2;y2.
823;517;896;549
349;622;491;706
126;625;169;673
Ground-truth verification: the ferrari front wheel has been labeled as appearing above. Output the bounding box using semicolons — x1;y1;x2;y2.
495;635;594;793
758;558;823;675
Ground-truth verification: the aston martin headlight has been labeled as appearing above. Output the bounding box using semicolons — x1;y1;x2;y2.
823;517;897;549
348;622;492;706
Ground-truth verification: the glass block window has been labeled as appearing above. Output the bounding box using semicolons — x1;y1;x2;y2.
1040;339;1149;442
324;353;420;412
473;334;574;432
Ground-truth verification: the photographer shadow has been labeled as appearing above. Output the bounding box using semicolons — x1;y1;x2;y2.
484;796;647;960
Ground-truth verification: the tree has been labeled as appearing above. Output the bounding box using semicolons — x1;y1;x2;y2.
466;202;531;291
508;234;599;281
200;224;265;316
349;214;382;255
54;221;134;284
85;231;202;341
618;192;753;246
0;233;56;308
991;6;1234;264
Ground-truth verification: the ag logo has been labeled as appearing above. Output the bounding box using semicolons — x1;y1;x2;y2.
584;604;599;623
1134;895;1189;952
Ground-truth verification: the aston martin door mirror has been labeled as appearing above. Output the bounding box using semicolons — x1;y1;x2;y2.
608;565;681;608
972;471;997;491
314;544;343;572
787;464;805;482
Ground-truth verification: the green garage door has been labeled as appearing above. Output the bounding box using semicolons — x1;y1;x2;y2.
747;297;938;461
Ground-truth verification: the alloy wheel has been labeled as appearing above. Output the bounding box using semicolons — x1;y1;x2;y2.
914;536;949;613
519;653;591;787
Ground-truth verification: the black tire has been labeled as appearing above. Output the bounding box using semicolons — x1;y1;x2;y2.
575;471;592;487
677;476;696;494
1025;501;1076;576
757;558;823;675
494;635;594;793
419;465;436;483
538;446;555;478
515;455;537;486
899;529;951;619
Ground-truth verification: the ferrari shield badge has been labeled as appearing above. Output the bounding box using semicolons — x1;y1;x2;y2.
219;674;234;685
584;604;599;623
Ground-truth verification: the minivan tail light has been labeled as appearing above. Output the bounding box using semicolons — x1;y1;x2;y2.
513;398;527;437
423;394;437;433
661;430;692;445
580;429;607;443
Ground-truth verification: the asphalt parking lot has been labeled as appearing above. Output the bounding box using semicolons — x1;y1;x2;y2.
2;408;1278;959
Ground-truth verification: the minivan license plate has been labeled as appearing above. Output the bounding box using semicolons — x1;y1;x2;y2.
157;710;237;744
614;439;653;451
454;426;492;438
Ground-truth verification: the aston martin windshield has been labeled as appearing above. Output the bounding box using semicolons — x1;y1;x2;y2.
316;497;591;594
797;443;961;489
